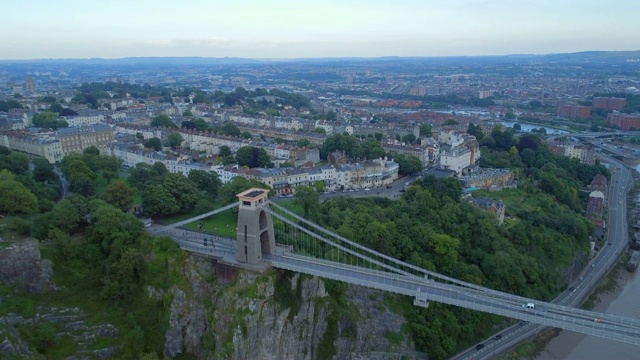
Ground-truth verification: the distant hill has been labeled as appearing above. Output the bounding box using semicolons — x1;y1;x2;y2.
1;51;639;66
0;57;262;65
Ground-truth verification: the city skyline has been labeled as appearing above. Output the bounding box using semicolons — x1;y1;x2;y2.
2;0;639;60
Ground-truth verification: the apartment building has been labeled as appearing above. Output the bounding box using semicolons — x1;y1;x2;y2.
0;130;63;163
382;143;433;167
557;105;591;118
548;143;595;165
592;97;625;111
439;140;481;176
56;124;114;154
607;113;640;130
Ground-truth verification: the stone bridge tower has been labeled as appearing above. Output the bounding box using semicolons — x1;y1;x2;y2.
235;188;276;265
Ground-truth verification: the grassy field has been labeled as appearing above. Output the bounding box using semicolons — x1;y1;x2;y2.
159;199;305;239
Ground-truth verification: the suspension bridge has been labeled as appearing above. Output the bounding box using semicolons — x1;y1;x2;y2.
153;188;640;346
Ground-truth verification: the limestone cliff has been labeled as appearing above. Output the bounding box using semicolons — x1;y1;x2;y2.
0;240;52;293
161;254;422;359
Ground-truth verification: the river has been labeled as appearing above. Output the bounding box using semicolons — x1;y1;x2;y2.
488;121;568;135
536;270;640;360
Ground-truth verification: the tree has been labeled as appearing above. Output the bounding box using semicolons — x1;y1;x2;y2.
257;147;271;168
297;138;310;147
135;132;144;140
235;146;271;168
0;179;38;215
188;170;222;199
101;247;144;302
275;137;285;144
443;119;458;126
165;132;183;149
49;102;64;113
32;111;68;130
0;152;29;175
326;110;337;121
192;118;209;131
236;146;255;167
149;114;177;128
32;158;55;183
402;133;416;144
419;124;433;137
505;111;516;119
218;145;232;157
221;122;241;137
361;139;386;159
142;185;180;217
529;100;543;109
162;173;199;211
41;198;84;235
513;123;522;131
242;131;252;139
398;155;423;175
101;181;135;211
183;109;193;117
374;133;384;141
293;185;319;218
193;198;216;215
143;137;162;151
84;146;101;156
314;127;327;134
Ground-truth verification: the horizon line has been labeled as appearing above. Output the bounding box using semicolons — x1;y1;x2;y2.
1;50;639;62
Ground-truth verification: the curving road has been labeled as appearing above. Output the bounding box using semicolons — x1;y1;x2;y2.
451;156;633;359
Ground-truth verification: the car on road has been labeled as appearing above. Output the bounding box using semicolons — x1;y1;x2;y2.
475;344;485;350
494;334;502;340
523;302;535;309
364;188;370;191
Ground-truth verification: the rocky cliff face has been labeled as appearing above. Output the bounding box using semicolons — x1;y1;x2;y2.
0;240;52;293
161;254;420;359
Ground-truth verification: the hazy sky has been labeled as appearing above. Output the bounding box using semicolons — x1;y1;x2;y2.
2;0;638;59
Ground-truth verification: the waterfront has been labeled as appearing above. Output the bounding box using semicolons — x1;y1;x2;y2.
536;269;640;360
489;121;569;135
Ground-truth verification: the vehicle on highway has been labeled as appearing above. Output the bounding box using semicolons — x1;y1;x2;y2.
523;302;535;309
475;344;485;350
494;334;502;340
386;185;392;189
364;188;370;191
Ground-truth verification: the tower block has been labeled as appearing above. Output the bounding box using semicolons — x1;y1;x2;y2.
235;188;275;265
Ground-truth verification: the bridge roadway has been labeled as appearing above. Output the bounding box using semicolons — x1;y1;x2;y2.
169;230;640;346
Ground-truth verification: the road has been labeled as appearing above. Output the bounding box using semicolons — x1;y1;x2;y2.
451;157;633;359
53;167;69;199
